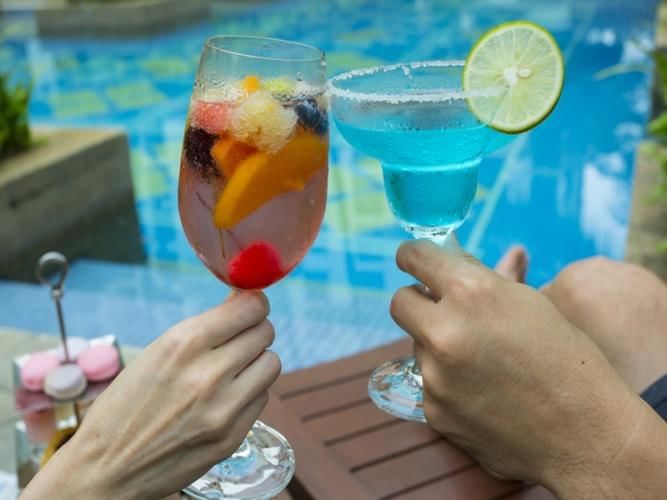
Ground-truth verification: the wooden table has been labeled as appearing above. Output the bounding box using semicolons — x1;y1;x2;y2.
262;340;555;500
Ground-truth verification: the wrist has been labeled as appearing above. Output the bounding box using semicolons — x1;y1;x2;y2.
547;396;667;499
22;426;118;499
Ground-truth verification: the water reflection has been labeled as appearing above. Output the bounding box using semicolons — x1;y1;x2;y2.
579;154;630;258
0;0;658;354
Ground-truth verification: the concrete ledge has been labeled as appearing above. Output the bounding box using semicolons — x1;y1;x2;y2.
657;2;667;48
0;128;144;282
35;0;210;37
625;142;667;281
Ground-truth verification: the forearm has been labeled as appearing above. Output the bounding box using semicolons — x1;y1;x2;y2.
552;400;667;500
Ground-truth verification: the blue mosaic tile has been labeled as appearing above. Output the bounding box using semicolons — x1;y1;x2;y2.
0;0;660;369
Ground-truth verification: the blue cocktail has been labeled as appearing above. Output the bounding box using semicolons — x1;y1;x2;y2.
329;60;510;421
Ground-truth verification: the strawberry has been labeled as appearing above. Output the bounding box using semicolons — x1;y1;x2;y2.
190;100;232;135
227;241;284;290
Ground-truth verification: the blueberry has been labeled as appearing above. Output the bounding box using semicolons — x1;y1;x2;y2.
294;98;328;135
183;126;217;177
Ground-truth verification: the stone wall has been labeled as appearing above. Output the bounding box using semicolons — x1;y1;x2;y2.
0;129;144;281
625;143;667;279
35;0;210;36
625;2;667;281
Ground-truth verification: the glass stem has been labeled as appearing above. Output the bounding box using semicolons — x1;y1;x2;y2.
441;230;462;253
412;228;462;252
406;231;462;398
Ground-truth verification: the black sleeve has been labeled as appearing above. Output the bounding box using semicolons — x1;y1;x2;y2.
641;374;667;421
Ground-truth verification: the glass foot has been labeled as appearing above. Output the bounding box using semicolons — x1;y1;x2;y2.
368;355;427;423
185;421;295;499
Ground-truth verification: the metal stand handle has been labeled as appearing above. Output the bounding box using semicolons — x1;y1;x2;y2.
36;252;71;363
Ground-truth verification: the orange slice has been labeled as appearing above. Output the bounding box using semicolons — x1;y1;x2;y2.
242;75;261;94
211;136;256;178
213;129;327;229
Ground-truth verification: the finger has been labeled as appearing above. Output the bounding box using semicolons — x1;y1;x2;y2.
233;350;281;403
231;392;269;440
539;281;554;296
413;340;425;369
212;320;275;377
390;285;440;345
415;282;440;302
186;292;270;349
423;397;456;434
396;240;480;296
206;392;270;462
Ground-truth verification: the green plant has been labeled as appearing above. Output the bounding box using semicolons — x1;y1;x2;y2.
0;74;31;160
647;51;667;250
69;0;128;4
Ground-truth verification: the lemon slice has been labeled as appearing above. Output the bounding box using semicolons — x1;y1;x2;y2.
463;21;564;134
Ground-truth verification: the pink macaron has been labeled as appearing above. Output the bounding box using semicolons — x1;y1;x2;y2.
77;345;120;382
20;352;61;392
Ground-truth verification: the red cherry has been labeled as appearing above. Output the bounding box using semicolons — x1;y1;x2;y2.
227;241;284;290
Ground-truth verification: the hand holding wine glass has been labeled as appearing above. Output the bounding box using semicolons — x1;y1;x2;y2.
21;293;279;500
178;35;328;498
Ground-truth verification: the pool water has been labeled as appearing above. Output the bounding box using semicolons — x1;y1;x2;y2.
0;0;659;370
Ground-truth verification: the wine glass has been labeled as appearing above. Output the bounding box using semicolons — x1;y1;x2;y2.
328;60;508;422
178;35;328;499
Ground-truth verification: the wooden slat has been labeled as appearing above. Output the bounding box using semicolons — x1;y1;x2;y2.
273;490;295;500
184;488;293;499
391;466;520;500
355;441;472;498
261;392;374;500
274;340;411;396
330;420;441;469
265;338;549;500
284;373;369;419
496;485;556;500
305;400;396;443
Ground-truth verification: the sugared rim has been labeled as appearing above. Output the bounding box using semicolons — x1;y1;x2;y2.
327;60;503;104
205;35;324;63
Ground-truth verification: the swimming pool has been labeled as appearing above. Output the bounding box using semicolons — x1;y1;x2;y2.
0;0;659;370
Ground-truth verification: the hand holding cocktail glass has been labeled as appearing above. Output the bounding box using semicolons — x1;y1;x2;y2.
328;21;564;422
